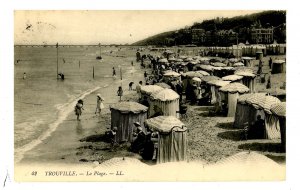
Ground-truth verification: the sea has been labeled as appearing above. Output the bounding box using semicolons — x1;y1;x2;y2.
14;45;137;162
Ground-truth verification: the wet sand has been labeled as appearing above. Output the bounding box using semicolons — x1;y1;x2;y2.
18;62;147;165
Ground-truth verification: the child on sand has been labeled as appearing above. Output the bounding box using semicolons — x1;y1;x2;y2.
75;99;84;121
95;94;104;115
117;86;123;101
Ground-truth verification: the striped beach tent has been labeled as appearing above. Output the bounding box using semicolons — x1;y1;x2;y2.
271;102;286;151
219;83;250;117
145;116;187;163
149;89;180;118
110;102;148;143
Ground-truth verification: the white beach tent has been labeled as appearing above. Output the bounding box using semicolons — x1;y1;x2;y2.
140;85;163;105
234;67;256;93
145;116;187;163
110;102;148;143
271;102;286;151
233;93;266;129
207;80;231;111
219;82;250;117
149;89;180;118
246;94;281;139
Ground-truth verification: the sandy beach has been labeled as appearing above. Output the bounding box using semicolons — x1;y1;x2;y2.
17;52;285;168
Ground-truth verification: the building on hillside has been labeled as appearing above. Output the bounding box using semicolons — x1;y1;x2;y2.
250;28;274;44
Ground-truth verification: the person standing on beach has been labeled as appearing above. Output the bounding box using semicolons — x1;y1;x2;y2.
269;57;273;69
117;86;123;101
95;94;104;115
129;82;134;91
136;81;143;101
75;99;84;121
112;67;116;77
23;72;26;80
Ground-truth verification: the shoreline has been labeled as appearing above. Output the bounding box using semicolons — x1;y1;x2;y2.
17;60;146;165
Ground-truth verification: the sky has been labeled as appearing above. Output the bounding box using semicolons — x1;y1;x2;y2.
14;10;263;45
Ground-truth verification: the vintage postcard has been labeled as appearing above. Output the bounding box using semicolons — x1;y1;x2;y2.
13;10;286;182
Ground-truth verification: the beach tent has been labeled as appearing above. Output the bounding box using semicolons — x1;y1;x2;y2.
241;57;255;67
145;116;187;163
199;65;215;75
181;71;203;93
212;66;235;78
219;83;250;117
207;80;231;111
140;85;163;104
233;62;244;67
163;71;181;83
110;102;148;143
233;93;266;129
211;62;226;67
271;102;286;151
201;75;221;105
234;68;256;93
271;60;285;74
245;94;281;139
222;75;244;83
194;70;210;76
149;89;180;118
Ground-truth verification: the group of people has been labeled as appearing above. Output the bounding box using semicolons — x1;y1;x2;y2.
74;94;104;121
130;122;158;161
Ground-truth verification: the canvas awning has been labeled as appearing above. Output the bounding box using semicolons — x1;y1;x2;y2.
208;80;231;88
219;82;250;94
273;60;285;64
222;75;243;82
233;62;244;67
140;85;163;95
202;75;221;83
110;101;148;114
270;102;286;117
211;62;226;67
150;89;179;101
237;93;266;104
194;70;210;76
158;58;168;63
163;71;181;77
145;116;186;133
181;71;203;78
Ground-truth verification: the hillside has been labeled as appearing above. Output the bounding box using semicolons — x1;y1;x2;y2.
133;10;286;46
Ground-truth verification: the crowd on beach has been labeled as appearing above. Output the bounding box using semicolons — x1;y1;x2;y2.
73;47;286;163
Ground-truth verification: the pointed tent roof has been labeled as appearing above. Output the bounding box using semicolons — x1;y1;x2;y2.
237;93;266;104
219;82;250;94
150;89;179;101
208;80;231;88
233;62;244;67
211;62;227;67
145;116;186;133
140;85;163;95
110;101;148;114
245;94;281;113
163;71;181;77
202;75;221;83
222;75;244;82
182;71;203;78
199;65;215;71
194;70;210;76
